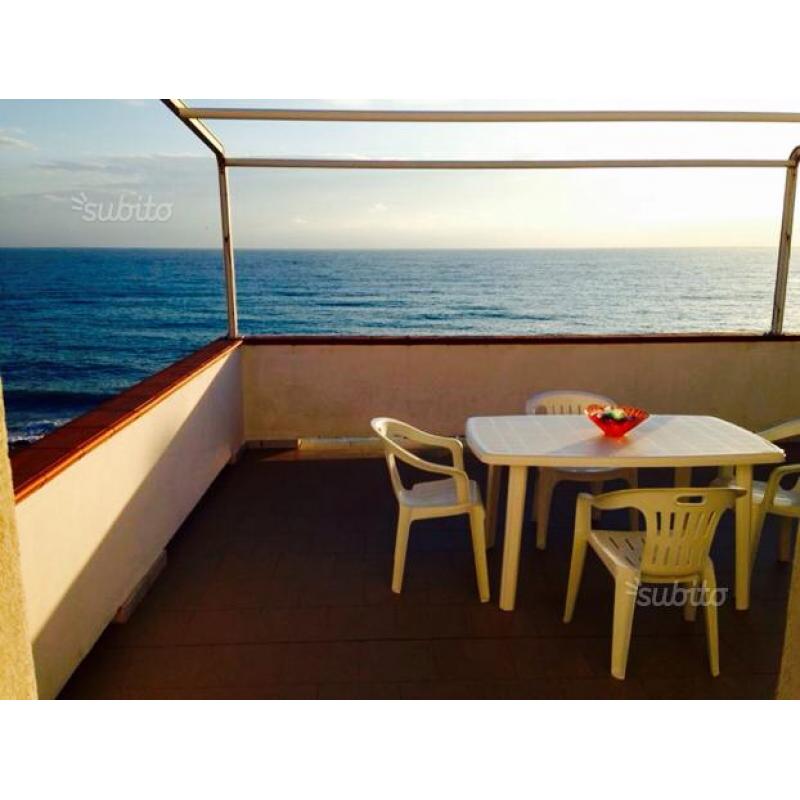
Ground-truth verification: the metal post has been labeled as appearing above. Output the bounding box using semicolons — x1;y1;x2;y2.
217;156;239;338
771;147;800;335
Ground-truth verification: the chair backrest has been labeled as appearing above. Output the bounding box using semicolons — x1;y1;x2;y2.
371;417;462;501
525;389;616;415
718;416;800;482
595;487;742;578
371;418;413;498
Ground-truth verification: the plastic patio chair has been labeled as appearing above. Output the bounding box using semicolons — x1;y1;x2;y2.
525;390;638;549
563;486;743;679
371;417;490;602
712;417;800;565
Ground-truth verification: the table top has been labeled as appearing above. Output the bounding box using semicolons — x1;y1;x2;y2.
465;414;785;468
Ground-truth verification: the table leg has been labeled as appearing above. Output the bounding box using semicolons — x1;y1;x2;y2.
499;465;528;611
734;464;753;611
674;467;692;487
485;464;502;549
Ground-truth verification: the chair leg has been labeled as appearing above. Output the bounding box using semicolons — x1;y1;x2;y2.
535;470;556;550
703;561;720;677
778;516;794;563
391;507;412;594
589;481;603;522
626;470;639;531
750;503;766;566
683;578;699;622
469;506;491;603
564;529;589;623
674;467;692;488
611;576;638;680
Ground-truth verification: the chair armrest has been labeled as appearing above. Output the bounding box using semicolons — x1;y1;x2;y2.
575;493;595;540
759;417;800;443
388;420;465;470
761;465;800;508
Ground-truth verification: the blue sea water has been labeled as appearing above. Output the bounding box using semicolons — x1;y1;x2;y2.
0;246;795;444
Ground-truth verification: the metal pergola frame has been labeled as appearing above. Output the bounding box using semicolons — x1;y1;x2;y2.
162;99;800;339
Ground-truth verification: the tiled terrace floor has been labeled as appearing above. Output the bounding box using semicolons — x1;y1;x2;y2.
61;451;792;699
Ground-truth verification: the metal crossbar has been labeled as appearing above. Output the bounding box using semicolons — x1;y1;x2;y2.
225;157;792;170
161;99;800;338
179;107;800;124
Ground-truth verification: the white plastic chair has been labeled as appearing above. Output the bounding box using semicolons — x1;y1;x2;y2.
564;486;742;679
371;417;490;602
525;390;638;549
712;417;800;565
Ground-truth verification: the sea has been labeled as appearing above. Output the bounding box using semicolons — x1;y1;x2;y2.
1;247;796;445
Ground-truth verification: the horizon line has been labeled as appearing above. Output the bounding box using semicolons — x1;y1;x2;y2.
0;244;778;252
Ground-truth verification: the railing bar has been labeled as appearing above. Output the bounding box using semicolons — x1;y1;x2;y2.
182;108;800;124
162;99;225;158
225;158;791;169
770;148;800;334
216;159;239;338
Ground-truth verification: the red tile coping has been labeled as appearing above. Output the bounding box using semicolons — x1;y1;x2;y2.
11;338;242;503
243;332;800;346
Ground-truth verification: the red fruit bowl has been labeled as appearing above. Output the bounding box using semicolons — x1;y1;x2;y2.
585;404;649;438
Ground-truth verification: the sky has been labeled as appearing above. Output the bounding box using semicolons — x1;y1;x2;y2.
1;99;799;249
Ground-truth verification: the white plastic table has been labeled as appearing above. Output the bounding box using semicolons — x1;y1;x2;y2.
466;415;784;612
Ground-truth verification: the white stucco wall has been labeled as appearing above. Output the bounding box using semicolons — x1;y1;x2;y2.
242;339;800;441
0;380;37;699
15;349;243;699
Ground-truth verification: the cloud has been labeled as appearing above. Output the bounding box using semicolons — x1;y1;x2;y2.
37;158;136;175
292;216;309;225
370;202;388;213
0;130;36;149
0;153;214;206
37;153;207;176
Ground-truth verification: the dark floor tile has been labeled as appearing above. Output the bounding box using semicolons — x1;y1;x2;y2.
180;609;268;645
395;604;472;639
318;682;403;699
400;681;486;699
262;607;334;642
326;605;398;641
180;644;287;689
359;640;437;682
513;637;594;679
432;638;517;681
363;556;428;606
642;674;777;700
469;605;542;638
116;684;318;700
297;570;365;607
722;633;785;675
104;609;196;648
483;680;567;699
143;556;223;610
282;642;361;683
554;677;648;699
59;455;787;700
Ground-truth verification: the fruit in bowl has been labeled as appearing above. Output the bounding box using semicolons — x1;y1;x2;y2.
585;404;649;438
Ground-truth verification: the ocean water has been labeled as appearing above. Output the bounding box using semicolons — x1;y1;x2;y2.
0;246;795;444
